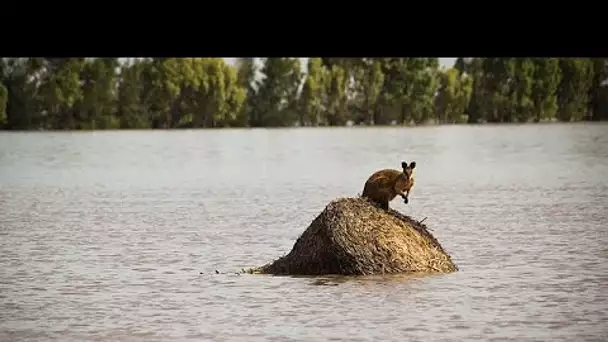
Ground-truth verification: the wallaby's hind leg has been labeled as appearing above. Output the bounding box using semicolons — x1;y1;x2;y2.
379;200;389;211
366;197;388;211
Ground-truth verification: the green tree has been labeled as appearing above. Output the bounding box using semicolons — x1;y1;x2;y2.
1;58;45;129
376;58;409;125
1;57;605;130
117;59;148;128
0;82;7;127
353;58;385;125
435;68;473;123
479;58;516;123
323;64;349;126
165;58;247;128
556;58;594;121
454;57;467;74
76;58;120;129
37;58;86;129
466;58;485;123
254;58;303;127
216;61;246;127
299;57;326;126
589;58;608;121
410;62;439;124
382;58;439;124
530;58;561;122
511;58;535;122
235;58;257;126
139;58;173;128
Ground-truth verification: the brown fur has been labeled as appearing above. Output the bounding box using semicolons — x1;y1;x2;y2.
362;161;416;210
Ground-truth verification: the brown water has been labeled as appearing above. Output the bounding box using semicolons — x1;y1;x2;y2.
1;123;607;342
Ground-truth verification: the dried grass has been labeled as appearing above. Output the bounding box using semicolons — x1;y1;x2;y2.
249;196;458;276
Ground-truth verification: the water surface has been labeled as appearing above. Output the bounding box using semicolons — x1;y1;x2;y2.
1;123;607;341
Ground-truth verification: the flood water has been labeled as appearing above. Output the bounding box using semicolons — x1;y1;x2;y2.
1;123;607;341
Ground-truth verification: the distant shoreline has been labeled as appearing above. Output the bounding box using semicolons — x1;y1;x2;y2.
2;120;606;133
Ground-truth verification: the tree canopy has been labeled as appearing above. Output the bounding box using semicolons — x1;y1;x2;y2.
1;57;606;130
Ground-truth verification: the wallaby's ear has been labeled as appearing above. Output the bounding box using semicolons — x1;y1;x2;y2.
409;161;416;169
401;161;407;170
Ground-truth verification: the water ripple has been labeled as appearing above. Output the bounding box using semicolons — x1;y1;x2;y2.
1;124;607;341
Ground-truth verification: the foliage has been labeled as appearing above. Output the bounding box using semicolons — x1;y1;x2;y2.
1;57;606;130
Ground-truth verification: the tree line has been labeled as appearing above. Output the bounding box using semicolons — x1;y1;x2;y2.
0;57;606;130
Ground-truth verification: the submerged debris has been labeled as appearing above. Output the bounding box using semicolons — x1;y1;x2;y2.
250;197;458;276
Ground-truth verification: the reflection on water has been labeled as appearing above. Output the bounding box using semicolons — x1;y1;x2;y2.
1;123;607;341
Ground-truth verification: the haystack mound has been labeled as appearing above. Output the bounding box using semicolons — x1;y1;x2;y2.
251;197;458;276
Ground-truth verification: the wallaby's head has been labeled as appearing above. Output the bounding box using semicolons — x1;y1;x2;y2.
401;161;416;180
